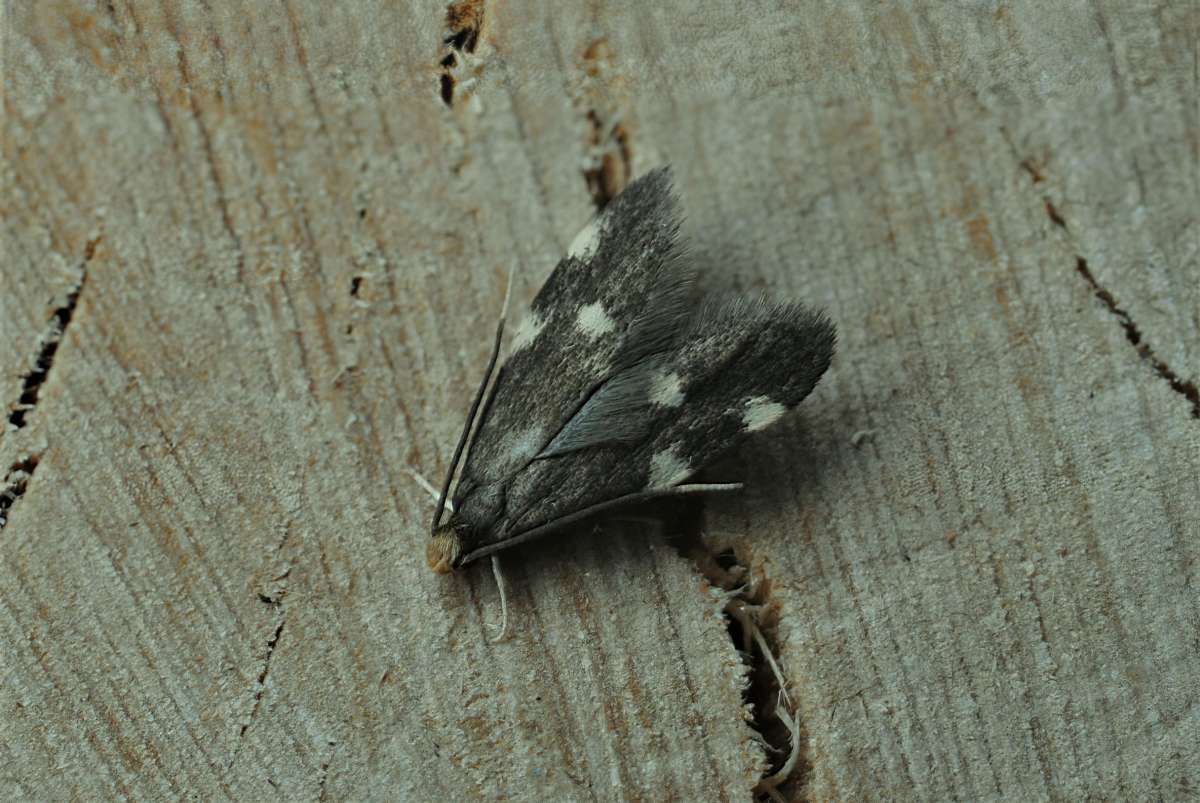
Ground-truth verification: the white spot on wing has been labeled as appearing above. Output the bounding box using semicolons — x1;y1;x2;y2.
650;371;684;407
567;216;602;260
484;425;546;481
509;311;545;353
506;426;545;464
576;302;616;338
742;396;787;432
649;445;691;488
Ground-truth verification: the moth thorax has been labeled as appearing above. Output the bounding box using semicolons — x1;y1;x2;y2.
426;525;464;574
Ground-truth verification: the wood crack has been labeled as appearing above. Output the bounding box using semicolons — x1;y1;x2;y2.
1073;256;1200;418
242;526;296;732
316;743;335;801
1031;186;1199;419
7;254;90;430
228;527;295;775
582;108;633;211
676;507;810;801
438;0;487;107
577;38;634;210
0;453;41;530
239;616;287;740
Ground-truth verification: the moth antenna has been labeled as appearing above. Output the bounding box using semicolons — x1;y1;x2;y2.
488;554;509;643
432;266;519;533
666;482;742;493
500;261;519;321
405;466;453;511
432;322;502;532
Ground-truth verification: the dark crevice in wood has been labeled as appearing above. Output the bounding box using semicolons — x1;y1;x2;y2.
0;453;41;529
317;740;337;801
1044;198;1067;228
582;110;633;211
257;567;291;606
8;259;90;429
234;530;294;763
1020;158;1046;184
443;27;478;54
579;40;633;210
1074;257;1200;418
1023;172;1198;419
239;617;287;739
438;0;486;107
674;503;810;801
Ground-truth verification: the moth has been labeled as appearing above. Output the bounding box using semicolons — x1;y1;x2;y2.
427;167;835;573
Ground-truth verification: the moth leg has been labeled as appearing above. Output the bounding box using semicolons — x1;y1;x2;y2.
669;482;743;495
605;515;661;527
404;466;450;509
487;554;510;643
608;483;743;529
459;482;745;565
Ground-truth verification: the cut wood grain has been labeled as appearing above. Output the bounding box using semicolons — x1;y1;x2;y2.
2;2;1196;801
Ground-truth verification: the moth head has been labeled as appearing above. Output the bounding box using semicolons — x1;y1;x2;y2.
426;522;465;574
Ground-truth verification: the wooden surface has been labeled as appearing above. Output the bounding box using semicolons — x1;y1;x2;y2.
3;2;1197;800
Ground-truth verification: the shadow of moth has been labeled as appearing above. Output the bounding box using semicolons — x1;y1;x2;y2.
427;167;835;573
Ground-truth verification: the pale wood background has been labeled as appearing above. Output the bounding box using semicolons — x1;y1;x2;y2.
2;2;1197;801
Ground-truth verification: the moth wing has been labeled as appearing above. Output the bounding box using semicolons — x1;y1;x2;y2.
494;298;836;539
451;168;692;517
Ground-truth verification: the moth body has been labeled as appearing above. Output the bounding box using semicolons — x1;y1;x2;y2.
427;168;835;571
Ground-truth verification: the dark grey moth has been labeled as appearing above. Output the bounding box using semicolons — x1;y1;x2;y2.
427;167;835;573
